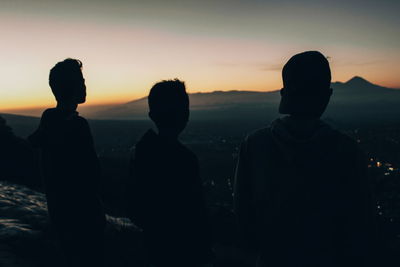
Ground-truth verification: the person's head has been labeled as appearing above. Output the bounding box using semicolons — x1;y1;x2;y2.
49;58;86;105
279;51;332;118
148;79;189;137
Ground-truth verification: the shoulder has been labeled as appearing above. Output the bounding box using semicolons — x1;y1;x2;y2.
246;127;272;141
40;109;88;125
68;115;92;139
40;108;58;120
318;123;365;161
41;108;55;116
325;126;360;151
132;129;156;156
67;114;90;131
180;143;198;163
73;115;89;126
176;142;199;165
243;127;273;148
237;127;275;159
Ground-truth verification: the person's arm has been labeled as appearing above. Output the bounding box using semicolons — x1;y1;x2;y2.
125;148;145;228
75;118;102;192
233;139;260;266
192;156;213;245
233;138;259;251
349;147;377;266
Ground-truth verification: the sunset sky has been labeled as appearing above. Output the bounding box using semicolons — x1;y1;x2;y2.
1;0;399;110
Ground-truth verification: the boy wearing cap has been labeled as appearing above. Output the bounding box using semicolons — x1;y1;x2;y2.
234;51;375;267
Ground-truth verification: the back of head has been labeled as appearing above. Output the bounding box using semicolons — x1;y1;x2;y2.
279;51;332;118
148;79;189;133
49;58;86;103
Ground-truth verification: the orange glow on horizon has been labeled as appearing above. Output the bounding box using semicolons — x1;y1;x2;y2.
1;2;400;111
0;76;399;112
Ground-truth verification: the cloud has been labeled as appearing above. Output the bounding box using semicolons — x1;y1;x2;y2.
215;61;283;72
333;59;385;67
258;64;283;72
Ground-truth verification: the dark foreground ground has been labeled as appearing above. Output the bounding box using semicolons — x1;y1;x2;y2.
1;179;400;267
2;117;400;266
0;181;255;267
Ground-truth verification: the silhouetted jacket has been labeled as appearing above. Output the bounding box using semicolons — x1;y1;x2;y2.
28;108;105;232
126;129;213;264
234;116;376;267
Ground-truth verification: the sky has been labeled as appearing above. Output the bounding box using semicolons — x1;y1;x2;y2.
1;0;399;110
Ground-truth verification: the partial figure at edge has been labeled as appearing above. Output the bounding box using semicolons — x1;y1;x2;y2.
0;116;40;186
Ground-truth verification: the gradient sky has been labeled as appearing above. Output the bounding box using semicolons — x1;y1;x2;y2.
1;0;399;110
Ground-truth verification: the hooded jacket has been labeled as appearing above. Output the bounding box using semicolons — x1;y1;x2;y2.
234;116;375;267
126;129;213;264
28;108;105;231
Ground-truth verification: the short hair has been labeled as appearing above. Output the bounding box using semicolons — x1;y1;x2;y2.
282;51;331;95
49;58;83;101
148;79;189;113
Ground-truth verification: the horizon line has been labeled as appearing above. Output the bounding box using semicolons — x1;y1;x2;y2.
1;76;399;112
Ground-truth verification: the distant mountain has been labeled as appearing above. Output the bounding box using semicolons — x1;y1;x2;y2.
89;76;400;122
2;76;399;123
325;77;400;122
90;90;281;120
343;76;374;87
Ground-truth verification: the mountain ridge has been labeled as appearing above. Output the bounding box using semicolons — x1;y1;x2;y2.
89;76;400;120
1;76;399;121
124;76;398;106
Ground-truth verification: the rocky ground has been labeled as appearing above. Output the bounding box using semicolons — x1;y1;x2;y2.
0;181;146;267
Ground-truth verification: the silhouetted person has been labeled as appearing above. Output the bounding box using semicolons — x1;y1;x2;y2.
125;80;213;267
234;51;376;267
0;116;40;186
28;59;105;267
